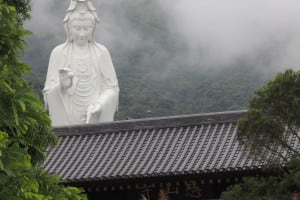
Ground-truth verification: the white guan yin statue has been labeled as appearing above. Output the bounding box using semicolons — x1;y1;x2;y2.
43;0;119;126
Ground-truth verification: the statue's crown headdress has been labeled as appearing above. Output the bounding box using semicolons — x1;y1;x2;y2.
64;0;99;23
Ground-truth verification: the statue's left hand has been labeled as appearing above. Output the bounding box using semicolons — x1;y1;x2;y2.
86;103;102;124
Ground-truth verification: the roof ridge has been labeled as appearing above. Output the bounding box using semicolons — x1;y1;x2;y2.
53;110;247;136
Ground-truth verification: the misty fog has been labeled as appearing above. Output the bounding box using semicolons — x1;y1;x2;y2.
25;0;300;74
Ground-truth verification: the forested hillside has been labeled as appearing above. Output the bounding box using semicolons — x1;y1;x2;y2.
23;0;290;120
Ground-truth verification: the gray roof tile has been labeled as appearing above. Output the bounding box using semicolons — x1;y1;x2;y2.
42;110;299;182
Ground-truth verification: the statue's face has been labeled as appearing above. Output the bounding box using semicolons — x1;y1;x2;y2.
69;19;94;46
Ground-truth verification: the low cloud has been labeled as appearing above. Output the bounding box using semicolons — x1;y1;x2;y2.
159;0;300;71
25;0;300;75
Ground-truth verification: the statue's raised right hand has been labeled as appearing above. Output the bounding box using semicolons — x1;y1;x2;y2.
59;67;73;91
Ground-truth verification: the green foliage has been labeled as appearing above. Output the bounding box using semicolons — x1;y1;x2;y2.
0;2;86;199
221;69;300;199
114;65;264;119
238;69;300;161
222;166;300;200
2;0;31;24
0;0;55;165
222;176;282;200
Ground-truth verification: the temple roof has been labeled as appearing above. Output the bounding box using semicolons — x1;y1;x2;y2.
42;110;293;183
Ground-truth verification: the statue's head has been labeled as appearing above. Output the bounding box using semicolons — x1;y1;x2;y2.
64;0;100;44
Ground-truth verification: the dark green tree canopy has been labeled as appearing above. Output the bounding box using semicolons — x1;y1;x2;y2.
222;69;300;200
238;69;300;161
2;0;31;23
0;0;55;165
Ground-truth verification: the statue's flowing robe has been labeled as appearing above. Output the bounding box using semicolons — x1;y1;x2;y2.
44;42;119;126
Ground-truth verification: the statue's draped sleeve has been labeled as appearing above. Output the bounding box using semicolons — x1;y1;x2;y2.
44;44;68;94
43;43;71;126
90;43;119;122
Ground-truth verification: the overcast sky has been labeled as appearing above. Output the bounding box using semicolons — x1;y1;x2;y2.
25;0;300;73
163;0;300;70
